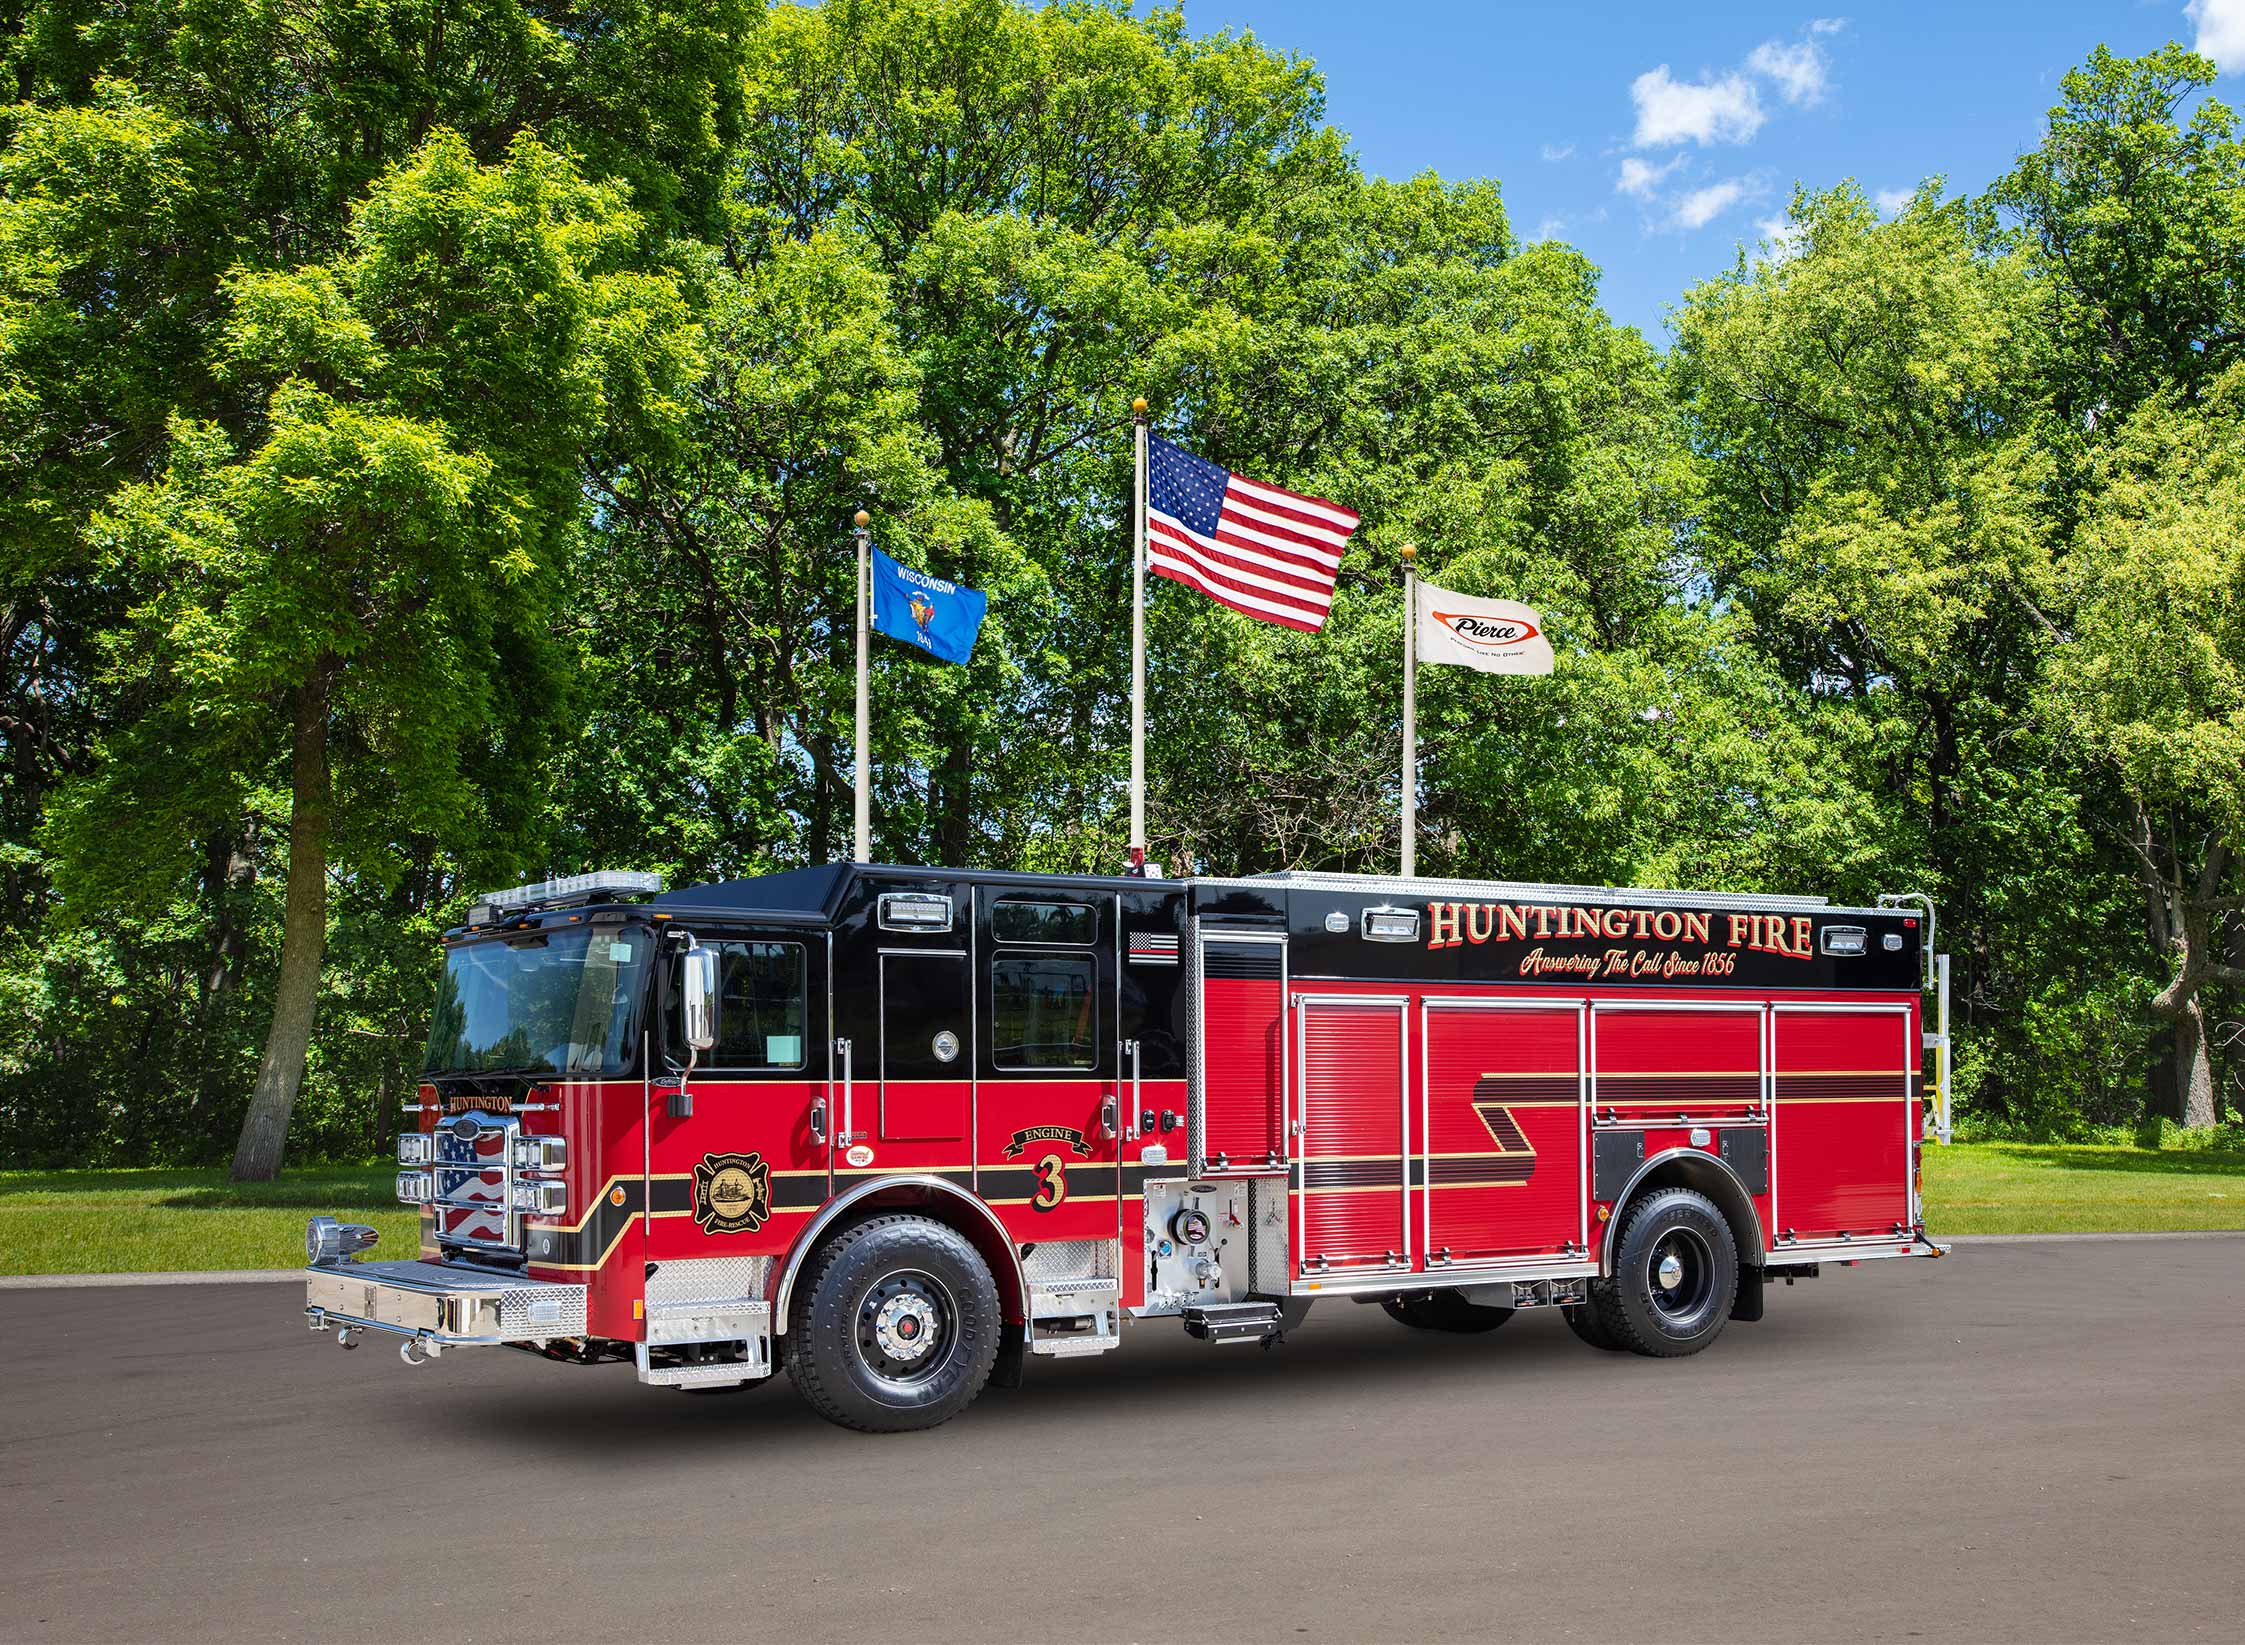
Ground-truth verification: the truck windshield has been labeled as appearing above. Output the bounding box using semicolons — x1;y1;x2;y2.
422;927;650;1077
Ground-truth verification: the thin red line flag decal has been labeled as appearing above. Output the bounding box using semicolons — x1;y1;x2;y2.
1145;435;1360;632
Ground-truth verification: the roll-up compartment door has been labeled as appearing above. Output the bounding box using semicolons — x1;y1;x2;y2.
1421;1003;1583;1265
1772;1007;1912;1241
1194;933;1286;1173
1296;998;1408;1272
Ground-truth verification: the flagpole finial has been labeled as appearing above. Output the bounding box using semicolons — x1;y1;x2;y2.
1399;542;1417;562
1132;397;1148;418
853;509;870;529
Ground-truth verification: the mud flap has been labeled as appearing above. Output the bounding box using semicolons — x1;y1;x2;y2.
991;1319;1027;1388
1730;1264;1766;1323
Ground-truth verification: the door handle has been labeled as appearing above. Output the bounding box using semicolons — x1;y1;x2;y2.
810;1097;828;1146
1100;1095;1120;1142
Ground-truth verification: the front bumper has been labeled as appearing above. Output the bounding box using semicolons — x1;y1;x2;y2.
305;1258;588;1351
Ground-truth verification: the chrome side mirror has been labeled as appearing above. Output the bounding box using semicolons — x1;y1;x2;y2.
682;946;720;1053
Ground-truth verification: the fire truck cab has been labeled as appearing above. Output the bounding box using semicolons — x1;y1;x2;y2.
304;864;1951;1431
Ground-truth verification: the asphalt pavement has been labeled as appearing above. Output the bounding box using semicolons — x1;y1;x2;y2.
3;1237;2242;1643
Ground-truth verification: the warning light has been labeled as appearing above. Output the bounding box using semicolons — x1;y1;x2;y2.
609;1185;627;1206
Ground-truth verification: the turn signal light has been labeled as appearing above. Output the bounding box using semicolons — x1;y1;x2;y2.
395;1170;434;1204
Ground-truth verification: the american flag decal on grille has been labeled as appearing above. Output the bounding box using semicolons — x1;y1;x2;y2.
1127;931;1180;966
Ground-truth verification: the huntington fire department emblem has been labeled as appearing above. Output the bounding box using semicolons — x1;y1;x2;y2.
692;1151;772;1236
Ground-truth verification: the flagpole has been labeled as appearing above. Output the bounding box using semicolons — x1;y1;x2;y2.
1400;542;1417;879
1129;397;1149;873
853;509;871;863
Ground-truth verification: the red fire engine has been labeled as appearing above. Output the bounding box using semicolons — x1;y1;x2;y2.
303;864;1953;1431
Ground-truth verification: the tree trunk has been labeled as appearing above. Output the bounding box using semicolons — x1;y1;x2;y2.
230;673;333;1182
2173;993;2218;1130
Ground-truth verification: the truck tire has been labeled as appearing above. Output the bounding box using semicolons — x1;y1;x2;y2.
1592;1187;1738;1358
786;1212;1000;1432
1381;1289;1513;1334
1562;1294;1626;1351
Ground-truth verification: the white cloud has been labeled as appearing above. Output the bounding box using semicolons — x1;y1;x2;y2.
1631;66;1765;147
1808;17;1848;36
1541;142;1577;162
1756;215;1808;261
1746;39;1829;106
1875;186;1913;217
1671;177;1755;230
1617;154;1686;197
2189;0;2245;73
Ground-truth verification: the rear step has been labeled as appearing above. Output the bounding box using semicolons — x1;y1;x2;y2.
1182;1301;1283;1345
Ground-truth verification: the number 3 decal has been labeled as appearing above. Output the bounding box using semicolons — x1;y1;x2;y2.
1031;1152;1068;1211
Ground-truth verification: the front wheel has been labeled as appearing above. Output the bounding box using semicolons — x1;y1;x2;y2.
787;1213;1000;1432
1592;1187;1739;1358
1381;1289;1514;1334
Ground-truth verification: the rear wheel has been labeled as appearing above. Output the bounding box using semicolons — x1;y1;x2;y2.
1380;1289;1514;1334
1592;1187;1738;1358
1563;1295;1626;1351
787;1213;1000;1432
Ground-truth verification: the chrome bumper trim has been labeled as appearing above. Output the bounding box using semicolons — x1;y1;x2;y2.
304;1258;588;1349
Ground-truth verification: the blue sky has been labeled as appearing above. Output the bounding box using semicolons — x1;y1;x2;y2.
1153;1;2245;340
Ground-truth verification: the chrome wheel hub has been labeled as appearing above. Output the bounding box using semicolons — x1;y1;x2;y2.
1645;1228;1717;1329
873;1293;939;1363
856;1268;957;1386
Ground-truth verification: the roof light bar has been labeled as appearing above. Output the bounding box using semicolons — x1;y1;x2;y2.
477;871;663;915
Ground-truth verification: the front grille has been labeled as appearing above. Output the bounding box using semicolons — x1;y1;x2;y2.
432;1115;522;1255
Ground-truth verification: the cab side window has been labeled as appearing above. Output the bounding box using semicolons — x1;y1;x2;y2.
676;941;806;1070
991;955;1095;1070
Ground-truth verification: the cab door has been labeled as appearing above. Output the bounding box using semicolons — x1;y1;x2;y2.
975;889;1122;1243
643;926;829;1265
878;947;972;1146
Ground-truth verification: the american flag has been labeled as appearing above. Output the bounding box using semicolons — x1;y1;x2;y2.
1146;434;1360;632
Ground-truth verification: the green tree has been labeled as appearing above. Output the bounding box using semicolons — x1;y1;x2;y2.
47;131;696;1178
1990;44;2245;430
0;3;746;1171
2046;365;2245;1127
1668;184;2098;1123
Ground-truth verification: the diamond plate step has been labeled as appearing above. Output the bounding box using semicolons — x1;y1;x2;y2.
639;1359;772;1387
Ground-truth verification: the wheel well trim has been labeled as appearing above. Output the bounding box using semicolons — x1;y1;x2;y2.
1599;1147;1767;1276
771;1174;1025;1335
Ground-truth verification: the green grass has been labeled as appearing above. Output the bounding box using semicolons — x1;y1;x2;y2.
0;1165;417;1275
1921;1141;2245;1234
1;1143;2241;1275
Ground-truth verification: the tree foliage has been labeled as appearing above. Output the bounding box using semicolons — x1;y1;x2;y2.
1;5;2242;1167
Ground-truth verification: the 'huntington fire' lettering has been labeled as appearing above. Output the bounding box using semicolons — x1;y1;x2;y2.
1424;902;1767;955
